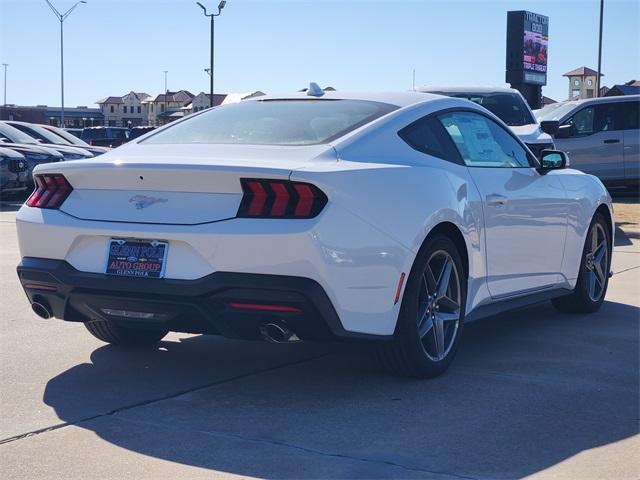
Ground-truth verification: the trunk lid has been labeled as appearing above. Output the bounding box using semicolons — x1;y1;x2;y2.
35;144;335;225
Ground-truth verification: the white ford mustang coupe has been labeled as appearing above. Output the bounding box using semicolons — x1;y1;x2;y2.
16;88;613;377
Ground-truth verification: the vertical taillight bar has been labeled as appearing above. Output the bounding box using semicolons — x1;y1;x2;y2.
237;179;327;219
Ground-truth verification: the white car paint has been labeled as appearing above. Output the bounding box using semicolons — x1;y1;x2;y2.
16;91;612;337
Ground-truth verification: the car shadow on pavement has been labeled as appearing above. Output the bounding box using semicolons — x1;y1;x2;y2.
615;226;635;246
43;300;639;479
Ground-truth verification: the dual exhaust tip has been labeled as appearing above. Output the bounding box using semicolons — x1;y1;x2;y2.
32;302;52;319
260;321;300;344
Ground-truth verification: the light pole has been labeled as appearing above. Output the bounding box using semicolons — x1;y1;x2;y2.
162;70;168;122
45;0;87;127
596;0;604;97
196;1;227;108
2;63;7;106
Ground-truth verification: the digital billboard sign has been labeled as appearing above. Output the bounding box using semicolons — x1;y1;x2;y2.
506;11;549;86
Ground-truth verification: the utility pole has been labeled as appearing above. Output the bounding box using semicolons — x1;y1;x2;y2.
163;70;168;122
45;1;87;127
197;1;227;108
596;0;604;97
2;64;7;106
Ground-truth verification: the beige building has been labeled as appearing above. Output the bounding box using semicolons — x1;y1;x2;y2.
96;91;150;127
563;67;603;100
145;90;194;126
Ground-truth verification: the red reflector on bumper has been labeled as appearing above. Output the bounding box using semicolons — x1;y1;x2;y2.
229;303;302;313
394;272;406;305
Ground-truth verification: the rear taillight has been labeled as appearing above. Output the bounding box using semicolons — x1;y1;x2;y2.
26;174;73;209
237;179;327;219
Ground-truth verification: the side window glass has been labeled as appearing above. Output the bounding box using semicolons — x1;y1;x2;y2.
621;101;640;130
438;111;531;168
566;107;594;135
594;103;620;132
398;116;453;160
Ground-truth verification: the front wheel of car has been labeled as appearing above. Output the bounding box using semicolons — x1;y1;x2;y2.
552;212;611;314
84;319;168;346
377;234;467;378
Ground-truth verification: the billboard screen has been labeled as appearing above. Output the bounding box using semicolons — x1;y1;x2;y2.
506;10;549;86
523;12;548;74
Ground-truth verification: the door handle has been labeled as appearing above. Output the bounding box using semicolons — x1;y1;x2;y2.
486;194;508;206
603;139;620;144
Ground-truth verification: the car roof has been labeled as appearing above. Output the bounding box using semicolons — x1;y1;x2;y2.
558;94;640;107
418;85;522;95
83;126;129;130
246;90;443;108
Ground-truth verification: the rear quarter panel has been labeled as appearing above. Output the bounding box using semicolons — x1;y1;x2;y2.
292;99;489;316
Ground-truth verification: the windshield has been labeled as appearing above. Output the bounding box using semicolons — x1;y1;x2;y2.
535;101;581;121
433;92;536;126
143;99;398;146
0;122;39;144
15;123;69;145
45;126;90;146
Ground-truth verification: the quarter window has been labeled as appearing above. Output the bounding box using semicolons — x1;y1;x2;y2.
398;116;457;161
438;111;531;168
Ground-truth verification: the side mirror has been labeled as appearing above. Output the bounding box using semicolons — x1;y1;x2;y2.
554;124;574;139
538;150;568;173
539;120;559;135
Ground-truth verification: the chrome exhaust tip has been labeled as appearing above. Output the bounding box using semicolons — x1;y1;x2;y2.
32;302;52;319
260;322;300;344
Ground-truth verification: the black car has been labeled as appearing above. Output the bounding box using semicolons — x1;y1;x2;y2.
81;127;130;147
128;126;156;140
0;147;29;198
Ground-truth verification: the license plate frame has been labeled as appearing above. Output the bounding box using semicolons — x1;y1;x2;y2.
105;239;168;279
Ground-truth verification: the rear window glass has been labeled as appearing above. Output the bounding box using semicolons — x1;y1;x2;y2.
143;99;398;146
110;129;129;140
82;129;106;139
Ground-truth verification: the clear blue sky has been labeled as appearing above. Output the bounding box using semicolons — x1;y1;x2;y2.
1;0;638;107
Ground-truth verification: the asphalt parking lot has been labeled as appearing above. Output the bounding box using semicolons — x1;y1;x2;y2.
0;200;638;479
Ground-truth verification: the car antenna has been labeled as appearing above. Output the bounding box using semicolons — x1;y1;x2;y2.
306;82;325;97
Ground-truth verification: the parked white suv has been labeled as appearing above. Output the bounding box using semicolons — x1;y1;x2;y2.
419;86;555;158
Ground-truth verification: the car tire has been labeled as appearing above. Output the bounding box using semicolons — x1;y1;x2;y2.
552;212;611;314
377;234;467;378
84;319;168;346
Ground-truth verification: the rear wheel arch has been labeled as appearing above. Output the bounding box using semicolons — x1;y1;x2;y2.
594;203;613;246
397;221;469;315
420;222;469;279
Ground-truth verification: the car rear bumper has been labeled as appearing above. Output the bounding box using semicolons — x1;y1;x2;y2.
17;257;390;342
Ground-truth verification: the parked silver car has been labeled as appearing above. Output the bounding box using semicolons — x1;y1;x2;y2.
536;95;640;186
0;147;29;198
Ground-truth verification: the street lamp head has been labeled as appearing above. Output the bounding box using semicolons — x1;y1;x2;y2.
218;1;226;10
196;1;206;11
80;1;87;4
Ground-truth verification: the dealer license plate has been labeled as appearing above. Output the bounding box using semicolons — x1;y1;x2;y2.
106;239;168;279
